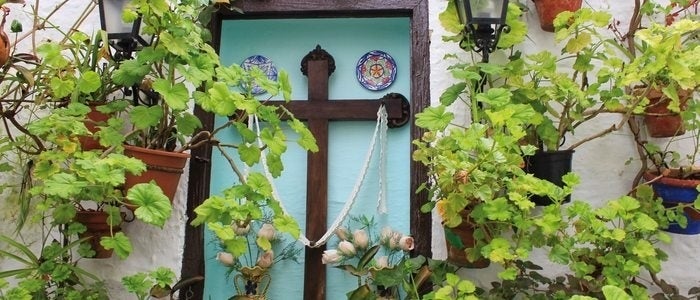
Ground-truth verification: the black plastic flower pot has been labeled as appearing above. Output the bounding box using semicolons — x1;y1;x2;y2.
524;150;574;206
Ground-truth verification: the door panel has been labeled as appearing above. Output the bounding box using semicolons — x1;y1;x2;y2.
205;17;411;299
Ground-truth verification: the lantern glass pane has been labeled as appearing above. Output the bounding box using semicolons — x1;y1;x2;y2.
469;0;504;20
455;0;468;25
102;0;133;34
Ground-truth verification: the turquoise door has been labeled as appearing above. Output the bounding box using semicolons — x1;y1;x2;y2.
205;17;411;299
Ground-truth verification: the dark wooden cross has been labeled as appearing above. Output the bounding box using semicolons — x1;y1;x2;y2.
266;45;409;300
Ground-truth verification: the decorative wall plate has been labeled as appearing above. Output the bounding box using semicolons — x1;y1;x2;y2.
240;55;278;95
355;50;397;91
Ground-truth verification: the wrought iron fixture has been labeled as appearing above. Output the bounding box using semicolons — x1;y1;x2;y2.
454;0;509;62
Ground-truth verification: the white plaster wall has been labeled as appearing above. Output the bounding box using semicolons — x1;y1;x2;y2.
428;0;700;294
0;3;187;299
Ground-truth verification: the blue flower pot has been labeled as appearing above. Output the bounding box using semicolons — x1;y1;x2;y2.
645;171;700;235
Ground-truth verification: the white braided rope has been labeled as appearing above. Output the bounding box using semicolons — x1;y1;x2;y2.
251;105;388;247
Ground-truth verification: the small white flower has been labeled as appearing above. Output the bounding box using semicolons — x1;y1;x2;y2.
399;235;415;251
257;223;276;240
334;227;349;241
389;231;402;250
352;229;369;250
375;256;389;269
216;252;235;266
379;227;394;245
321;249;342;264
338;240;356;256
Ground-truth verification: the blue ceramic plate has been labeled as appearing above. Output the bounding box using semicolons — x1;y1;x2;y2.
240;55;278;95
355;50;397;91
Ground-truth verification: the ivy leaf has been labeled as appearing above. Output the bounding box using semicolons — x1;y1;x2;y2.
126;183;172;228
100;232;132;259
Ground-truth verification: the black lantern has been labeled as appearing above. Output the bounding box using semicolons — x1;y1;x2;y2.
98;0;150;60
454;0;509;62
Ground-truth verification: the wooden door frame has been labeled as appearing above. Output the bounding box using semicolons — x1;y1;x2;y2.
182;1;430;298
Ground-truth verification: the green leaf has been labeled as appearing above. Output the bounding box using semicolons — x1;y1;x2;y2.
440;83;466;106
152;80;189;111
175;113;202;136
77;71;101;94
273;213;301;239
358;245;380;269
602;285;633;300
44;173;87;198
565;32;592;54
631;239;656;258
497;267;518;281
159;31;188;57
50;77;75;98
113;59;151;86
52;204;76;225
126;183;172;227
256;236;272;251
415;106;453;131
129;106;163;130
289;119;318;152
100;232;133;259
278;70;292;101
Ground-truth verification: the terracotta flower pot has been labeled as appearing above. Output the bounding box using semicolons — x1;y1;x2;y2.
532;0;583;32
74;210;121;259
642;88;690;138
123;145;190;203
443;210;490;268
78;104;112;151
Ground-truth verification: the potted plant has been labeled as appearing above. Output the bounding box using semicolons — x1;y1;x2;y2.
531;0;583;32
107;1;219;201
610;3;700;234
25;102;172;259
511;8;631;205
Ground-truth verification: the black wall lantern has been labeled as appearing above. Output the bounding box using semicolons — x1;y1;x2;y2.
98;0;150;60
454;0;509;62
